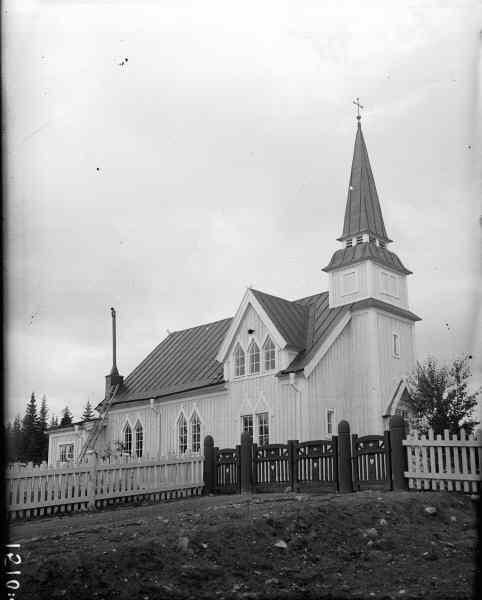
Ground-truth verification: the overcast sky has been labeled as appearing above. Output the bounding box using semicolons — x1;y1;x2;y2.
4;0;481;422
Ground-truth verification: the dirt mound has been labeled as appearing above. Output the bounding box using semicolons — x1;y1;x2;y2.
9;490;478;599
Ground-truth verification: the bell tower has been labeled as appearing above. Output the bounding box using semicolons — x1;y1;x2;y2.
322;101;420;434
323;102;415;316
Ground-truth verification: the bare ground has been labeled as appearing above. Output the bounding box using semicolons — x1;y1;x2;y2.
8;490;479;600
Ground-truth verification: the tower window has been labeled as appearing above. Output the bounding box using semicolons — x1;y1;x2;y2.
356;234;363;244
369;235;376;243
346;239;353;248
326;409;335;435
379;240;386;248
342;271;357;296
392;333;400;358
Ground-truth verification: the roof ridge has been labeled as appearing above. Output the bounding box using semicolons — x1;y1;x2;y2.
292;291;328;305
169;316;232;336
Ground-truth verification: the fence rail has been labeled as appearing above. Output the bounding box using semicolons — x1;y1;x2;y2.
403;429;482;493
6;453;204;520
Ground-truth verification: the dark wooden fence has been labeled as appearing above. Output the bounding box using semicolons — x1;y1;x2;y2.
204;417;410;495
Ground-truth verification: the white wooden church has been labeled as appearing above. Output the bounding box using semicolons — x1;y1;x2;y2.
48;114;420;465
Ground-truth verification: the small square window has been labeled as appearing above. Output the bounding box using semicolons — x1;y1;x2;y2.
59;444;74;462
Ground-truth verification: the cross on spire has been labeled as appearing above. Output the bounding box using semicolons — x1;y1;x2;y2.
353;97;363;121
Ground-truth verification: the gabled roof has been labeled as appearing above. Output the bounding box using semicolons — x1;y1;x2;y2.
250;288;308;350
108;288;351;405
339;121;391;243
280;292;350;373
323;242;412;275
111;318;232;406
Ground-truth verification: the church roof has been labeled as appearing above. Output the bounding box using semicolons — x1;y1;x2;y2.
111;318;232;405
322;241;412;275
109;289;349;406
339;121;391;243
250;288;308;350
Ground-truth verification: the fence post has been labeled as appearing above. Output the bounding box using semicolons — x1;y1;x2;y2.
390;415;408;491
203;435;216;494
337;420;353;493
240;432;253;494
287;440;298;492
87;451;98;510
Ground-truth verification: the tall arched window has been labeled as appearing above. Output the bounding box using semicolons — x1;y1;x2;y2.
135;421;143;458
234;343;245;377
248;340;260;375
124;423;132;455
190;412;201;453
178;414;187;454
263;336;276;371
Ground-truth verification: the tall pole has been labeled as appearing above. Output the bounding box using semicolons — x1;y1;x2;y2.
110;307;118;375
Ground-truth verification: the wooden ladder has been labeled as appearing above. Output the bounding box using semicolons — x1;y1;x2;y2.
78;383;120;462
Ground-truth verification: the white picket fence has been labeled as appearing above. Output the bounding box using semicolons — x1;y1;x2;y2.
6;453;205;520
403;429;482;493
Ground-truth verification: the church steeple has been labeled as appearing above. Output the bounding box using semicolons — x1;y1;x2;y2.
323;103;416;312
338;110;391;245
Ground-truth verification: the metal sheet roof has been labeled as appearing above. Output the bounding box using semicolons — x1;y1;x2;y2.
112;318;232;405
322;242;412;275
250;288;308;350
339;122;391;243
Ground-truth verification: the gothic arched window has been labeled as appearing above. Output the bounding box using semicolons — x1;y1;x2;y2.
234;343;245;377
190;412;201;453
135;421;143;458
248;340;260;375
178;414;188;454
263;336;276;371
124;423;132;455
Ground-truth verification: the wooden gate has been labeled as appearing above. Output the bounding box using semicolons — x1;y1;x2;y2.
296;438;338;492
253;443;290;492
352;432;392;490
215;447;240;494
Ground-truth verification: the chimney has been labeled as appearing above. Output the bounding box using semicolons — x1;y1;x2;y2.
105;307;123;399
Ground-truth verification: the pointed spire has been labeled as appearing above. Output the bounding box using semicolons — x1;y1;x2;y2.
337;117;392;243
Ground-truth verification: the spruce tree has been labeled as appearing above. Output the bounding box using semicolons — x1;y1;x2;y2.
37;395;49;462
11;415;23;462
22;393;39;463
60;406;73;427
82;400;95;421
49;414;59;428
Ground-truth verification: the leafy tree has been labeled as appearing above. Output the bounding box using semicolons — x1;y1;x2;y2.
22;393;39;462
82;400;95;421
59;406;73;427
406;355;480;435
